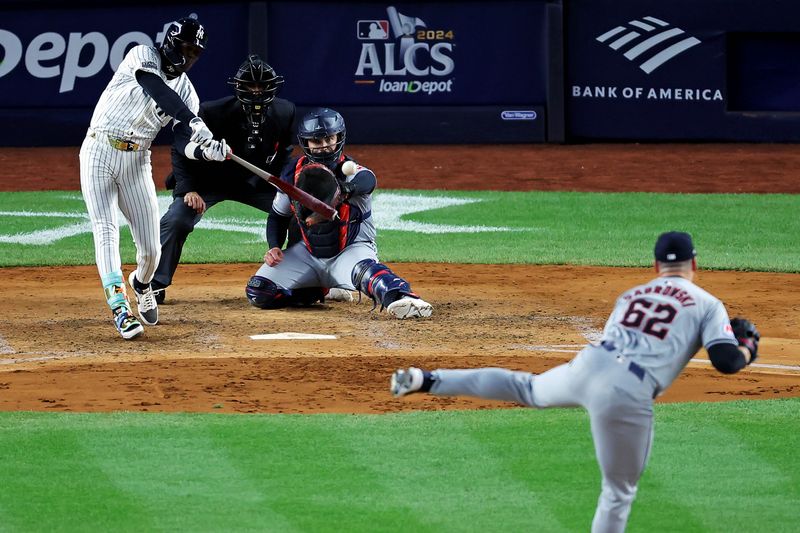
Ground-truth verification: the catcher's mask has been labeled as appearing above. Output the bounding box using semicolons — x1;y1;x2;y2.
293;163;342;223
160;15;207;77
297;108;346;167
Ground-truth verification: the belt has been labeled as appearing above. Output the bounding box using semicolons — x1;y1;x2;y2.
628;361;645;381
88;130;145;151
107;137;142;151
601;340;646;382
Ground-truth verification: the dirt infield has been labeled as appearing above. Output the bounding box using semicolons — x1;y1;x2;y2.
0;144;798;413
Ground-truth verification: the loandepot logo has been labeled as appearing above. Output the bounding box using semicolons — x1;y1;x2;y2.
573;15;722;103
354;6;455;95
0;193;519;245
596;16;700;74
0;15;197;93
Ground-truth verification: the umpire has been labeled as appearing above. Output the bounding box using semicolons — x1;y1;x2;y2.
151;54;295;303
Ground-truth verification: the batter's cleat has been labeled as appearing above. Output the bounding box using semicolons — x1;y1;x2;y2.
387;296;433;319
326;288;355;302
153;287;166;305
113;306;143;340
128;271;159;326
391;367;424;397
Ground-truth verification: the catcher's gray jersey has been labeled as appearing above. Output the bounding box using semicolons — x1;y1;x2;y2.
601;275;737;393
272;165;377;245
260;165;378;290
89;45;199;146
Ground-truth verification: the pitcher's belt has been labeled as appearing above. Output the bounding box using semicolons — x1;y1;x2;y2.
601;340;646;381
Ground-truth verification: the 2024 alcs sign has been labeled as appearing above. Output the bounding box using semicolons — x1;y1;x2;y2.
354;6;455;95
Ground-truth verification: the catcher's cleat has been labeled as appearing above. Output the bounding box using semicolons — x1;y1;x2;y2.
326;288;355;302
128;271;159;326
391;367;424;397
113;306;143;340
387;296;433;319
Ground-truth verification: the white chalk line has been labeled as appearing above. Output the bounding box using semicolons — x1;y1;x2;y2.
0;193;529;246
0;333;15;355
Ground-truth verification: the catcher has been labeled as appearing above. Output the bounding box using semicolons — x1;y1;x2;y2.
246;107;433;319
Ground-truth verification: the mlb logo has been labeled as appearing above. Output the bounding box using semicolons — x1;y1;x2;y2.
357;20;389;40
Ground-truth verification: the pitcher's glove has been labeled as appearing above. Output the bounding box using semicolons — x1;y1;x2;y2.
293;163;341;226
730;317;760;364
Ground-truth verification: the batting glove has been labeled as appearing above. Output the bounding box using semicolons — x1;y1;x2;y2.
189;117;214;147
202;139;230;162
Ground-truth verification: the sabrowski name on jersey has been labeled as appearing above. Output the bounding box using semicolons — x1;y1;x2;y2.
622;284;696;307
572;85;723;101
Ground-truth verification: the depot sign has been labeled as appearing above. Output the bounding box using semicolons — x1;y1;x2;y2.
0;25;171;93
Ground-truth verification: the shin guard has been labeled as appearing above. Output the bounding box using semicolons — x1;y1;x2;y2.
351;259;417;309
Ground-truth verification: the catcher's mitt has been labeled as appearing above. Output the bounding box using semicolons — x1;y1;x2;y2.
294;163;341;226
730;317;760;364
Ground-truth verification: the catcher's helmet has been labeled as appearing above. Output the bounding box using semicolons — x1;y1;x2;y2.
228;55;284;108
160;15;207;76
297;108;346;167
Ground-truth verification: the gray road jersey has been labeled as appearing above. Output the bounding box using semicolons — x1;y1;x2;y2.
601;276;737;391
272;167;377;245
89;45;199;146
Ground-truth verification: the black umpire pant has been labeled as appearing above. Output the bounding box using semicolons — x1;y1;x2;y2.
152;188;276;290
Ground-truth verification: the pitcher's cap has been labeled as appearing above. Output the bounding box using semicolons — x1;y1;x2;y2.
654;231;696;262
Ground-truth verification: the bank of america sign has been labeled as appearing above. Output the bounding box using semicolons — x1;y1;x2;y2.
596;16;701;74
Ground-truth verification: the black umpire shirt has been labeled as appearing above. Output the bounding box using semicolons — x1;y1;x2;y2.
167;95;296;196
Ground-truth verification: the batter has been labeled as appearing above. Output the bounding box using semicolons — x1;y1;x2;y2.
391;231;760;532
79;15;225;338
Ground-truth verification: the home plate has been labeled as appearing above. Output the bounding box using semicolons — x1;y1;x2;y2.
250;332;338;340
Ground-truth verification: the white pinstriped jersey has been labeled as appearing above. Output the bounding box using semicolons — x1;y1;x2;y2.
88;45;199;146
601;275;738;391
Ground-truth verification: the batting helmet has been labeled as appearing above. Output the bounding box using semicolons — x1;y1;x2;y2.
297;108;346;167
228;55;284;108
160;15;207;76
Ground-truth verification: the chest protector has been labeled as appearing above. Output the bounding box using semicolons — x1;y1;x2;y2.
290;157;369;259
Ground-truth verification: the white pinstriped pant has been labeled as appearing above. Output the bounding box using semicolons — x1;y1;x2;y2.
79;133;161;284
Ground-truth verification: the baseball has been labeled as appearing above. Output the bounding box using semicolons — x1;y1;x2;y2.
341;161;358;176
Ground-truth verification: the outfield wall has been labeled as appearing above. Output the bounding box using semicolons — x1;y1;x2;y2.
1;1;798;145
565;0;800;141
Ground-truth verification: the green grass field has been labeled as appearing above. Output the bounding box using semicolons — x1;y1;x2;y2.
0;400;797;532
1;190;798;270
1;188;798;532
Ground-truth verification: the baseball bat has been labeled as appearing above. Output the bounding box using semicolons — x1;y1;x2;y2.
227;152;338;221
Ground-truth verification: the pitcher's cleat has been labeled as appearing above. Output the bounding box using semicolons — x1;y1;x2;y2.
391;367;424;397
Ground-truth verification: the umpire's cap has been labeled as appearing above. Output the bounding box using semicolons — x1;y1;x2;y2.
654;231;696;262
